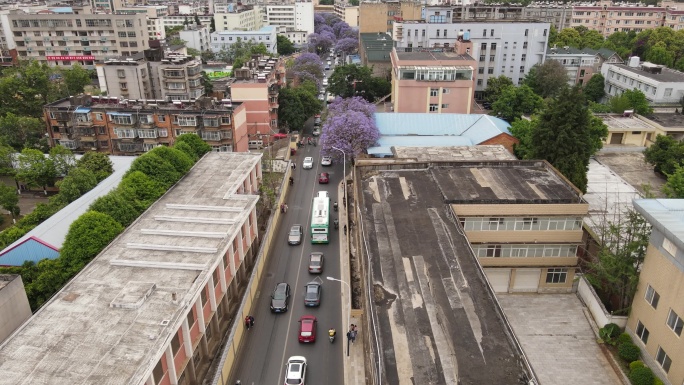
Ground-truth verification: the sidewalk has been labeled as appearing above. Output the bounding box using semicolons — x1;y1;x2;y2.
338;179;367;385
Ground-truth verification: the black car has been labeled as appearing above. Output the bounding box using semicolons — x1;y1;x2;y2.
304;282;322;307
270;282;291;313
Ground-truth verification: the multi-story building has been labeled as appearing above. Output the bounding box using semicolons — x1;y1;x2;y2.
569;0;666;37
0;274;31;344
116;5;169;40
265;1;314;36
213;5;264;32
628;198;684;384
393;10;549;100
97;50;204;100
359;32;393;78
210;26;278;55
228;55;284;140
602;57;684;105
43;93;248;154
7;5;150;68
0;151;262;385
333;1;359;27
359;1;423;34
0;11;16;66
664;1;684;31
179;25;210;52
161;14;213;29
546;46;622;86
453;160;588;294
390;38;476;114
523;2;574;31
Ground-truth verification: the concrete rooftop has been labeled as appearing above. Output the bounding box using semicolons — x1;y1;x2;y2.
0;152;261;385
391;145;516;162
597;114;655;132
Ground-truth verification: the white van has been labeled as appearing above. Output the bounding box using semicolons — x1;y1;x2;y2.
248;140;264;150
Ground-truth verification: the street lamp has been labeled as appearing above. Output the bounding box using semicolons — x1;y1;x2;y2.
331;146;346;205
327;276;351;357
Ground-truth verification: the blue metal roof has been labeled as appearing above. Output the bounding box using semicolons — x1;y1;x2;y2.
633;199;684;252
374;113;511;144
0;237;59;266
75;107;91;113
106;111;132;116
377;135;473;147
49;7;73;13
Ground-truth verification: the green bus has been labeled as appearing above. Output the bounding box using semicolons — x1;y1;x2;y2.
311;193;330;244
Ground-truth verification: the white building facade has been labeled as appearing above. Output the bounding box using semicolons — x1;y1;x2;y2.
393;9;549;100
213;6;264;32
161;14;214;29
602;59;684;105
179;25;210;52
265;1;314;36
210;26;278;55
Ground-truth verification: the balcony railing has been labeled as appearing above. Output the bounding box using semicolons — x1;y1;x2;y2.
117;142;144;153
59;139;80;150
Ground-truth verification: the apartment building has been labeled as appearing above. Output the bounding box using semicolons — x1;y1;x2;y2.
265;1;314;36
116;5;169;40
390;40;476;114
161;14;213;29
358;1;423;33
0;151;262;385
228;55;284;141
96;50;204;100
545;46;622;85
393;10;549;100
179;25;210;52
602;57;684;105
210;26;278;55
523;2;573;31
0;275;31;344
0;11;16;66
213;5;264;32
7;6;150;68
333;1;359;27
452;160;588;293
628;199;684;384
43;93;248;155
664;1;684;30
569;1;666;37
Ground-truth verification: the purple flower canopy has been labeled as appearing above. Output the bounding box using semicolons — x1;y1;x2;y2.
320;97;379;160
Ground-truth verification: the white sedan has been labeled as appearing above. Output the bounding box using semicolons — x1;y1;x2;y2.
321;156;332;166
303;157;314;169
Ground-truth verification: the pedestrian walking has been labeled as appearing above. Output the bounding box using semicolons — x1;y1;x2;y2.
351;330;357;343
291;162;296;170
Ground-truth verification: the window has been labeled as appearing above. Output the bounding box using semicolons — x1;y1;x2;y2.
489;55;495;62
481;42;487;50
221;116;231;125
483;29;487;37
667;309;683;336
153;360;165;382
488;68;494;74
111;115;133;125
524;29;529;36
663;237;677;256
157;115;166;122
441;104;449;108
645;285;660;309
656;347;672;373
119;82;128;90
187;309;196;326
520;66;525;73
477;79;483;86
546;268;567;284
430;88;438;97
490;29;494;36
635;321;649;344
523;42;528;49
665;88;673;97
521;54;526;62
436;30;440;37
177;116;197;126
443;29;447;37
478;68;484;74
408;30;411;37
486;245;502;257
422;29;425;37
442;88;450;94
171;332;181;353
543;29;547;37
479;55;485;62
429;104;438;112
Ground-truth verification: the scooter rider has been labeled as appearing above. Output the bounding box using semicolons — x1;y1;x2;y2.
329;327;336;342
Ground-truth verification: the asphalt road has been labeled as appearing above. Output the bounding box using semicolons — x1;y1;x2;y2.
230;60;345;385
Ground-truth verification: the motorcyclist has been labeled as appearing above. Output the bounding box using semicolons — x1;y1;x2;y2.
334;219;339;229
333;202;338;211
329;328;336;341
289;176;294;185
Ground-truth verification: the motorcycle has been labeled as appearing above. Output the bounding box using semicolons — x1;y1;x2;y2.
334;219;339;230
289;177;294;186
329;329;336;343
333;202;338;212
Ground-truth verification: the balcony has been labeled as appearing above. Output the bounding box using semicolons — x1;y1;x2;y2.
59;139;80;150
78;127;96;136
116;141;144;153
137;129;159;139
163;70;185;78
80;140;99;150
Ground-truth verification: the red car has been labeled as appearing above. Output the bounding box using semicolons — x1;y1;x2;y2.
273;133;288;140
298;315;317;343
318;172;329;184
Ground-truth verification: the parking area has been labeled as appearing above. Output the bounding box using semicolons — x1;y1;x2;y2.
498;293;623;385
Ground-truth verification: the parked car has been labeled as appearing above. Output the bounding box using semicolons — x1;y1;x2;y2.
322;78;328;86
312;127;321;136
304;282;322;307
298;315;317;343
308;252;324;274
273;133;288;140
270;282;291;313
318;172;329;184
321;156;332;166
288;225;303;245
284;356;307;385
303;157;314;169
314;116;322;125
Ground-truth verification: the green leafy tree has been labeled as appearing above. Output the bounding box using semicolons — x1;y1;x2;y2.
663;165;684;198
586;207;650;314
484;75;513;104
167;37;185;46
119;171;167;211
0;61;56;118
524;60;569;99
0;183;19;223
277;35;296;56
278;86;321;131
175;133;212;159
609;89;653;115
49;145;76;177
54;168;98;205
76;151;113;182
0;144;15;176
194;14;201;26
508;118;536;159
554;28;582;49
16;148;57;194
148;146;194;174
644;134;684;175
25;258;71;309
530;86;594;192
588;115;609;155
59;211;124;272
201;50;216;63
588;101;612;113
90;189;142;227
491;85;543;122
173;141;198;162
601;31;635;59
201;72;213;94
328;64;389;102
646;41;674;67
60;64;92;96
210;18;216;33
187;47;201;57
581;30;605;50
0;113;46;151
127;153;181;189
583;74;606;103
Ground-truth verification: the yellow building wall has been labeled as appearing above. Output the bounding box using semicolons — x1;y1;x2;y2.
479;256;578;268
628;245;684;384
452;203;589;217
464;230;584;244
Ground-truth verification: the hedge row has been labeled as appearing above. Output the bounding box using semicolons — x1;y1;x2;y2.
600;324;663;385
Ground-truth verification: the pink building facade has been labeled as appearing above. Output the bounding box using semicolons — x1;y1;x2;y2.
570;0;666;37
391;39;477;114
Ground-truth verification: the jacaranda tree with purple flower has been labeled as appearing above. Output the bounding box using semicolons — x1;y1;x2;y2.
335;37;358;55
320;97;379;161
291;52;324;86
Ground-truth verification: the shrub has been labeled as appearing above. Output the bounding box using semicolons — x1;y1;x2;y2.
127;153;181;189
59;211;123;272
629;360;644;372
89;189;142;227
76;151;114;182
617;333;633;346
149;146;194;174
173;141;198;162
654;377;664;385
175;133;212;159
619;342;641;363
599;323;622;345
628;366;654;385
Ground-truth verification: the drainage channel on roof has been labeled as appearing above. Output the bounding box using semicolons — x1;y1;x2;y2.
141;229;226;238
126;243;218;253
166;204;244;212
154;216;237;225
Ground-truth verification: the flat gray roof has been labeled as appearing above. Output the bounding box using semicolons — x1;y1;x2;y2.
0;152;261;385
610;63;684;83
392;145;516;162
596;114;655;132
358;164;528;384
396;50;473;61
647;113;684;129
